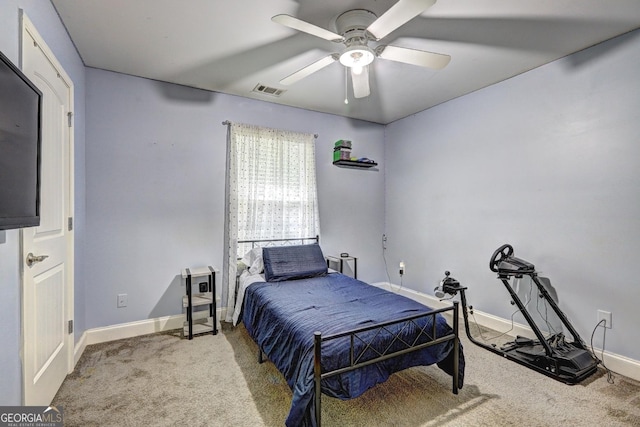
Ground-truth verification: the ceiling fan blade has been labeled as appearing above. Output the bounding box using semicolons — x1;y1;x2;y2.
280;55;338;86
377;45;450;69
366;0;437;41
272;14;344;42
351;66;370;99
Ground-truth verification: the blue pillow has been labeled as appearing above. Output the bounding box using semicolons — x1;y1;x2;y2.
263;244;328;282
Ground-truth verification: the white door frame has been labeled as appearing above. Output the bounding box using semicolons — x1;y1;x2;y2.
20;12;75;405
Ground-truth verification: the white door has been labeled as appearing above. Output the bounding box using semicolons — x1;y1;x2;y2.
20;14;74;406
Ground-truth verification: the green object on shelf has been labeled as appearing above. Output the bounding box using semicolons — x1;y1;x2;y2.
334;139;352;149
333;148;350;162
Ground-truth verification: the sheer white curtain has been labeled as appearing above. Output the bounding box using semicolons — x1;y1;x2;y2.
223;123;320;322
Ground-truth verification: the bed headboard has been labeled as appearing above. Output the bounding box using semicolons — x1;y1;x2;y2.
237;235;319;259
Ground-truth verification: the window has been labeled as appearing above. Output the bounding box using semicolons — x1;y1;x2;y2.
234;125;319;253
223;123;319;320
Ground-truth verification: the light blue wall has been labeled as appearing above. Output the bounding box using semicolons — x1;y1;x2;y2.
84;68;386;329
2;2;638;406
385;30;640;361
0;0;86;405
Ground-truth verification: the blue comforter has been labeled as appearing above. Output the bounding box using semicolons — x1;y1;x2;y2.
242;273;464;427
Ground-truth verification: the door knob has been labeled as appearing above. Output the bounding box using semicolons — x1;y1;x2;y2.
26;252;49;267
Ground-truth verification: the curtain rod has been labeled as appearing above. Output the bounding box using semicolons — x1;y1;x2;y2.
222;120;318;139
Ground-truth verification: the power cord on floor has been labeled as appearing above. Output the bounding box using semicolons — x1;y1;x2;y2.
470;307;518;342
590;319;615;384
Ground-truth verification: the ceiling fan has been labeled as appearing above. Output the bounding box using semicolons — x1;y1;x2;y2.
272;0;451;99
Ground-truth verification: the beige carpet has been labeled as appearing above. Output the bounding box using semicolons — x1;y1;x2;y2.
53;322;640;426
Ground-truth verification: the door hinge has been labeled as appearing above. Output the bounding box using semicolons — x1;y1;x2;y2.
68;320;74;334
67;111;73;128
68;217;73;231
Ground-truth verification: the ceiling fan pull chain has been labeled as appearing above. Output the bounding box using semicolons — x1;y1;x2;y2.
344;66;349;105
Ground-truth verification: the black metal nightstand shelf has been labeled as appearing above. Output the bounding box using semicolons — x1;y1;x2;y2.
181;266;218;340
326;255;358;279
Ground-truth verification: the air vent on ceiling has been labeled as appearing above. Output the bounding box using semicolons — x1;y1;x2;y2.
252;83;286;97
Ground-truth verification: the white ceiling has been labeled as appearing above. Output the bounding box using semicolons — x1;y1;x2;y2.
52;0;640;124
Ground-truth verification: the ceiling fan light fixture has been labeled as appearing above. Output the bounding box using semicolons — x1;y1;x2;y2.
339;45;375;69
351;65;364;75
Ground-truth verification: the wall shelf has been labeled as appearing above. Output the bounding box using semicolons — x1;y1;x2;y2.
333;160;377;169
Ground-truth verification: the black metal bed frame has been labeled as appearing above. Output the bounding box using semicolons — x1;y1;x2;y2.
313;303;460;427
237;236;461;427
238;235;320;253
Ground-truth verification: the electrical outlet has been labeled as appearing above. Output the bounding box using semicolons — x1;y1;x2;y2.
399;261;405;276
117;293;128;308
597;310;612;329
382;234;387;250
199;282;208;293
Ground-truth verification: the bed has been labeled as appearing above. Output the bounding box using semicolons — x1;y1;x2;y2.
233;239;464;427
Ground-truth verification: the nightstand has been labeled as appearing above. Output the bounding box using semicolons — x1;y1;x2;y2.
326;255;357;279
181;266;218;340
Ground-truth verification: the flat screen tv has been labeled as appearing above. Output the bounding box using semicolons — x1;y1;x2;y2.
0;49;42;230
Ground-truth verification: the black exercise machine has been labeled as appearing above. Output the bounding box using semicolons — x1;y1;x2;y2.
435;244;599;384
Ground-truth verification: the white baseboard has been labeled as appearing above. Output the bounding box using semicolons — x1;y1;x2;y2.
85;314;185;346
372;282;640;382
73;332;87;367
77;308;226;349
72;308;227;370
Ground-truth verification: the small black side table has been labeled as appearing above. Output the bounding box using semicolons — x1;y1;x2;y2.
326;255;357;279
181;266;218;340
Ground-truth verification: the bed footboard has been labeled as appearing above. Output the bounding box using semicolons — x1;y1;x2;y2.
313;301;460;427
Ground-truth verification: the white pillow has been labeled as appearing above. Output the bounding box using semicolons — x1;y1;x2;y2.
240;247;264;275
